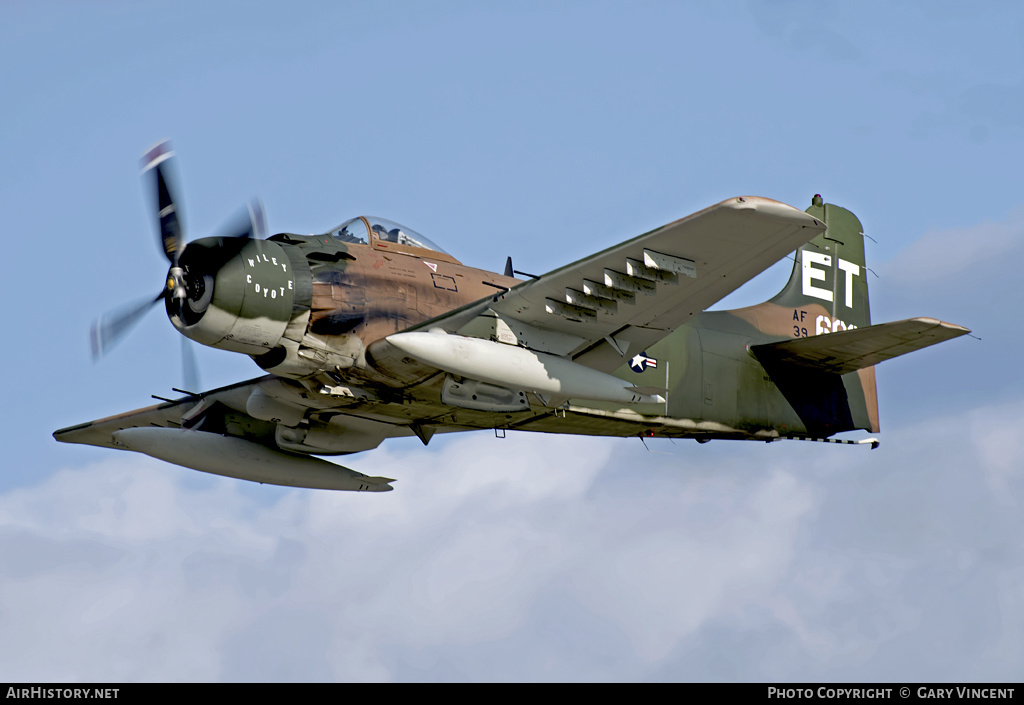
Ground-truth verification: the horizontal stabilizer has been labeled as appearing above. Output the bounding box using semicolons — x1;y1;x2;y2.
751;317;970;375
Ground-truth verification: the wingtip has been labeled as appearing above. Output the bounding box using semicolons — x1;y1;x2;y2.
909;317;972;336
720;196;827;230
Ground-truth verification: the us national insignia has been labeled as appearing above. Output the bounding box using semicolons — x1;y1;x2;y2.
629;352;657;373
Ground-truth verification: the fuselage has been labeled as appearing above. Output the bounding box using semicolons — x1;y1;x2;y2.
163;207;881;449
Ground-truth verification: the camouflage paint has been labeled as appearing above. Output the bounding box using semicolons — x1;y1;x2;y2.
57;198;966;488
610;200;879;437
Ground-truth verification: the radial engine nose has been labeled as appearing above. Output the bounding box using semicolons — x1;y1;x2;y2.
169;237;298;355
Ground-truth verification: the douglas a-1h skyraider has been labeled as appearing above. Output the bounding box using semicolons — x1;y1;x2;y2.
54;142;969;491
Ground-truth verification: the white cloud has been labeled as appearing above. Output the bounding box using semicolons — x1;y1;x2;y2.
5;406;1023;682
878;206;1024;286
562;467;817;664
970;405;1024;504
0;435;612;681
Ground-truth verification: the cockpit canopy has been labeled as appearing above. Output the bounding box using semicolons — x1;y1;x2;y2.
329;216;450;255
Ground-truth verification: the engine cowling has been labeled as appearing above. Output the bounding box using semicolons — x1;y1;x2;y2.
170;237;307;355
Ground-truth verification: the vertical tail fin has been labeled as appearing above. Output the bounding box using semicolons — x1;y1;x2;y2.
768;195;871;332
737;196;879;434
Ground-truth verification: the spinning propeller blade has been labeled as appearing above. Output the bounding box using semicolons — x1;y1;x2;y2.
141;140;184;264
89;291;165;361
90;141;265;389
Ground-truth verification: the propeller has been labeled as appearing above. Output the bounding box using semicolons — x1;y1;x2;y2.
89;140;266;391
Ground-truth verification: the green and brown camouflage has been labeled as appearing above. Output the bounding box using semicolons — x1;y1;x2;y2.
613;198;878;439
57;192;969;491
173;219;520;384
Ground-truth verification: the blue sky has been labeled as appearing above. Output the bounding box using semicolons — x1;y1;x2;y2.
2;1;1022;682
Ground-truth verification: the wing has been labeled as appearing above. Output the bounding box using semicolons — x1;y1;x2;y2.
53;377;402;491
395;196;825;372
54;372;677;490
